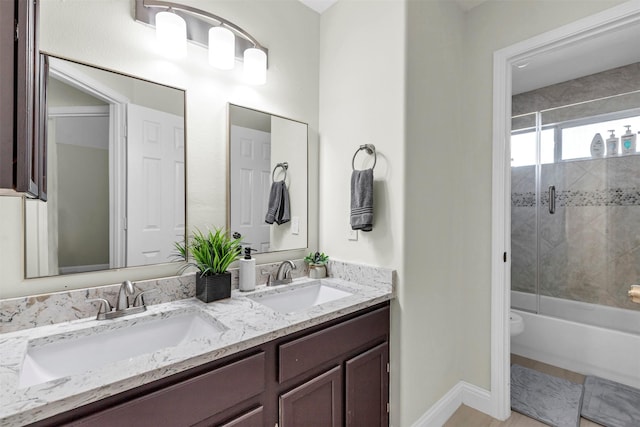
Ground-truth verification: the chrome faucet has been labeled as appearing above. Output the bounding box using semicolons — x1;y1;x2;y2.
271;260;296;286
88;281;157;320
116;280;136;310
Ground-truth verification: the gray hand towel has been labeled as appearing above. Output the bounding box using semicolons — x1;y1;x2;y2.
277;182;290;225
265;181;291;225
350;168;373;231
265;181;282;224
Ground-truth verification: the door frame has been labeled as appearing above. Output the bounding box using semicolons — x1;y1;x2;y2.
48;59;129;269
490;0;640;419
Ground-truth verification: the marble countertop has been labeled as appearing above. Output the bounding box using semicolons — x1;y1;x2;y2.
0;276;393;426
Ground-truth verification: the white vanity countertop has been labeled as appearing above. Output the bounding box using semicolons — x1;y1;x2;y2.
0;276;393;426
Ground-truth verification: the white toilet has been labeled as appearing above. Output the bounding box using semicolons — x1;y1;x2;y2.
510;311;524;337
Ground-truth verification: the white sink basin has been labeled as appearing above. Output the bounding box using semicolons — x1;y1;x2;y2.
248;282;353;314
19;310;226;388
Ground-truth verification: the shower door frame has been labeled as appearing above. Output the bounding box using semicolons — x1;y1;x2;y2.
490;0;640;421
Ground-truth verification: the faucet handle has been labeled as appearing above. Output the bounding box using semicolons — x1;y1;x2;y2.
87;298;113;320
261;269;273;286
133;289;158;307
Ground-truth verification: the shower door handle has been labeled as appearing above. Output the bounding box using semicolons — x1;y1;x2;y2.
629;285;640;304
548;186;556;214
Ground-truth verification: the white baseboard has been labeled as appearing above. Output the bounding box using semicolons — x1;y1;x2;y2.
412;381;492;427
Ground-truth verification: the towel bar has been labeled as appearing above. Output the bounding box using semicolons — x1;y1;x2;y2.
272;162;288;182
352;144;376;171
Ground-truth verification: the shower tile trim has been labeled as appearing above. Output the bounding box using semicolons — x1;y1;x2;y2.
512;188;640;207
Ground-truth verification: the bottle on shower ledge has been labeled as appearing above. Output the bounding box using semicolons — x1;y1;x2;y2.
605;130;618;157
621;125;637;155
590;133;605;158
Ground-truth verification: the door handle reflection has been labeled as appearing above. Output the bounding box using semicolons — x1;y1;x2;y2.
548;185;556;214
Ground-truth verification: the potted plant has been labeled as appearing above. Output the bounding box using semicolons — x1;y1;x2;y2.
175;228;242;303
304;252;329;279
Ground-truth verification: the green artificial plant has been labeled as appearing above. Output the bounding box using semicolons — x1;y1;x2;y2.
175;228;242;276
304;251;329;265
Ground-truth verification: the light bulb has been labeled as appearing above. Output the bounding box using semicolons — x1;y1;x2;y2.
243;48;267;85
208;26;235;70
155;11;187;59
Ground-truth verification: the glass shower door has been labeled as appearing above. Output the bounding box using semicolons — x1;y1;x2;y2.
537;103;640;333
511;97;640;333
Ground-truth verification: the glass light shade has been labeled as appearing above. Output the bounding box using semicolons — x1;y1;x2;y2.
243;48;267;85
208;27;235;70
155;11;187;59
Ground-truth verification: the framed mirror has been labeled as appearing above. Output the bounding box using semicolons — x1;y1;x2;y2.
25;56;186;278
228;104;308;254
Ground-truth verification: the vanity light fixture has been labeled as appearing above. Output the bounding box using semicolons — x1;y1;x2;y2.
155;9;187;59
243;47;267;85
208;26;235;70
135;0;269;84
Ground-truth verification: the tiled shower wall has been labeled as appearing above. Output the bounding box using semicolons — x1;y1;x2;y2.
511;155;640;311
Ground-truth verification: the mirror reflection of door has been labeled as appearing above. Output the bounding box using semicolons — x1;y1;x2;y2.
228;104;308;255
127;104;185;266
24;56;186;278
230;125;272;253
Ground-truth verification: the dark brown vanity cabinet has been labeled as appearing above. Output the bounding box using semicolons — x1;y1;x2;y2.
1;0;44;198
31;303;390;427
277;304;390;426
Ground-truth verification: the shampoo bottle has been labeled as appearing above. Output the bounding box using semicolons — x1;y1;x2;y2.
605;130;618;157
239;247;256;292
590;133;605;158
621;125;637;155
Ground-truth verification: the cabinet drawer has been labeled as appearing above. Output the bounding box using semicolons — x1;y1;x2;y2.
279;305;389;383
70;352;265;427
219;406;264;427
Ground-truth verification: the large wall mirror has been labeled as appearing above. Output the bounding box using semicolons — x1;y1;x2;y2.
25;56;186;278
228;104;308;254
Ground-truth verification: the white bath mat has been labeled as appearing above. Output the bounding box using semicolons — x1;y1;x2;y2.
581;376;640;427
511;364;584;427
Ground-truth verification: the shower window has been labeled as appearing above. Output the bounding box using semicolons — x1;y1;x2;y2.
559;112;640;160
510;128;555;167
513;110;640;166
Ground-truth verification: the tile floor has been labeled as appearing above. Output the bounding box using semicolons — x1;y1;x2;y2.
443;355;602;427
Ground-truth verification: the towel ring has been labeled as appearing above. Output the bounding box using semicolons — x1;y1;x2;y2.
272;162;288;182
352;144;377;171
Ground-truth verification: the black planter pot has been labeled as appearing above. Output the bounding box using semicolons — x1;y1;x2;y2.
196;272;232;303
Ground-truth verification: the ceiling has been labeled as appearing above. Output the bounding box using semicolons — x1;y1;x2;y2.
299;0;487;15
296;1;638;95
513;22;640;94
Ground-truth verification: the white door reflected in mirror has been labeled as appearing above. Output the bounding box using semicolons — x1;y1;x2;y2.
228;104;308;254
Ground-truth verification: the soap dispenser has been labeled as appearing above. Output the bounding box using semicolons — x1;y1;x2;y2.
239;247;256;292
621;125;637;155
605;130;619;157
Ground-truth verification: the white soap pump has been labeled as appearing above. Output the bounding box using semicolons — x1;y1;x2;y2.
621;125;637;155
239;247;256;292
605;130;619;157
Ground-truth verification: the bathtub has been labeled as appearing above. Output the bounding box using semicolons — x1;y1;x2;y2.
511;292;640;390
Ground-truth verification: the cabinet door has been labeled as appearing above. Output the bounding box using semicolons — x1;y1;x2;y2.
0;0;15;190
280;366;342;427
15;0;40;197
345;342;389;427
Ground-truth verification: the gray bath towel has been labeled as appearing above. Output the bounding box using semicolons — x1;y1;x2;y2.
350;168;373;231
265;181;291;225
